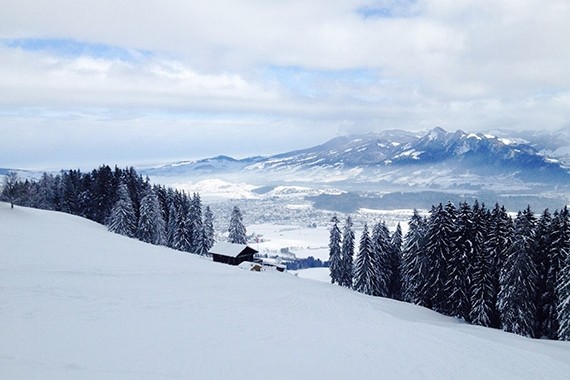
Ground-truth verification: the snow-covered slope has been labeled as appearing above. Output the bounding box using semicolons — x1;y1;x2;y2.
1;202;569;380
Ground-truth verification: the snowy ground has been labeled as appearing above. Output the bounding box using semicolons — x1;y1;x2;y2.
2;202;570;380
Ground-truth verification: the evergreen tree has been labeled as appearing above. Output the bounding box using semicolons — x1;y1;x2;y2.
328;216;343;285
173;208;193;252
340;216;355;288
555;207;570;340
372;221;391;297
469;202;494;327
228;206;247;244
137;188;166;245
498;207;539;338
488;203;514;328
535;209;554;337
353;224;379;296
447;201;473;320
189;193;203;252
166;203;179;249
418;203;456;313
401;210;427;304
202;205;215;254
107;183;137;238
389;223;403;300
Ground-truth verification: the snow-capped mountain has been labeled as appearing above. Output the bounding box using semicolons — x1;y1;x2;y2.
143;127;570;193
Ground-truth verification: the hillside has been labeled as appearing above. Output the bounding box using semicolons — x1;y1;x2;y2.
1;202;569;379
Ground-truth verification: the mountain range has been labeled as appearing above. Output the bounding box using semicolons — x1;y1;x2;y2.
144;127;570;195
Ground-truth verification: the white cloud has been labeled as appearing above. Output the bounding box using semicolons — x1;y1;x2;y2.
1;0;570;168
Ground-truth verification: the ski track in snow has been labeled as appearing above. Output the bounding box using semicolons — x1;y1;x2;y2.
1;202;569;380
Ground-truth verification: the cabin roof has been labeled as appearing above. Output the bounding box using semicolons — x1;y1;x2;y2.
209;242;258;258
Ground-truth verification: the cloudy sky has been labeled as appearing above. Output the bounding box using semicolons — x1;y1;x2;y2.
1;0;569;169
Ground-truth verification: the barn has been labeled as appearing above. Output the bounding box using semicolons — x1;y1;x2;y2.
209;242;258;266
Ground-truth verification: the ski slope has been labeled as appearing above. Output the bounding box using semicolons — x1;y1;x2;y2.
1;202;569;379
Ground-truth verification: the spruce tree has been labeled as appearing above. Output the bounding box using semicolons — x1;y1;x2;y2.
107;183;137;238
228;206;247;244
137;188;166;246
555;207;570;340
418;203;456;313
401;210;427;304
189;193;203;252
447;201;473;321
469;202;494;327
173;209;193;252
535;209;554;337
353;224;379;296
328;216;343;285
498;207;539;338
202;205;215;254
389;223;403;300
488;203;514;328
372;221;391;297
340;216;355;288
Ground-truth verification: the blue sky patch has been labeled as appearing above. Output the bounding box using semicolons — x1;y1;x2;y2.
2;38;152;62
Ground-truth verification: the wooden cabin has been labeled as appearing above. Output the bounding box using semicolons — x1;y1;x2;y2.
209;242;258;266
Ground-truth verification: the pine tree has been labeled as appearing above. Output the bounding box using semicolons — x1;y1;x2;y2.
137;188;166;246
555;207;570;340
488;203;513;328
469;202;494;327
173;209;193;252
401;210;427;304
340;216;355;288
498;207;539;338
189;193;203;253
418;203;456;313
228;206;247;244
447;201;473;320
328;216;343;285
372;221;391;297
535;209;554;337
1;171;20;209
353;224;379;296
166;203;179;249
389;223;403;300
202;205;215;254
107;183;137;238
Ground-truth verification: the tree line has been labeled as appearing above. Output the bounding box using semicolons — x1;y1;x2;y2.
1;166;221;255
329;201;570;340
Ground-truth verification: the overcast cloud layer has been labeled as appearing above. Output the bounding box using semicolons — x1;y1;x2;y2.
1;0;569;169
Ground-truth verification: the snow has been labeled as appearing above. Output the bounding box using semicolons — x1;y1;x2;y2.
209;241;252;258
2;202;570;380
467;133;482;140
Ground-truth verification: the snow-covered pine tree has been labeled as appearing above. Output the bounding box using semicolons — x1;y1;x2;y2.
340;216;355;288
353;224;380;296
447;201;473;321
372;221;391;297
469;202;495;327
228;206;247;244
107;183;137;238
488;203;514;328
498;207;539;338
137;188;166;246
166;202;178;249
418;202;456;314
328;216;343;285
202;205;215;254
173;208;193;253
555;207;570;340
401;209;427;304
389;223;403;300
535;209;554;337
189;193;203;253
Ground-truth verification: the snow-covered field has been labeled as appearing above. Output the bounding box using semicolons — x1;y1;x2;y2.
2;202;570;380
248;224;330;260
